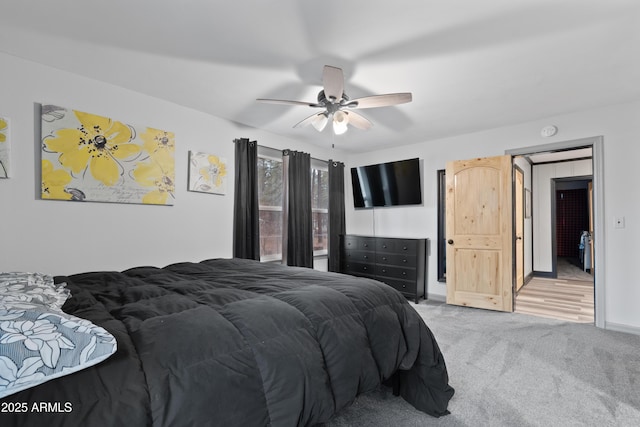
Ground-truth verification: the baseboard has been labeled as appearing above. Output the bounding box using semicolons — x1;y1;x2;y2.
604;321;640;336
426;293;446;302
532;271;555;278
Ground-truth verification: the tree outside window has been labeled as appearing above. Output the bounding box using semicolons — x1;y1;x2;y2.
257;149;328;261
311;165;328;256
258;155;283;261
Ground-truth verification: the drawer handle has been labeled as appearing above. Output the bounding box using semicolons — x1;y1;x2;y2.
402;246;408;250
363;255;368;259
402;272;407;276
382;257;387;261
364;243;368;247
402;284;406;289
363;266;367;270
382;269;386;273
382;244;387;248
402;259;407;263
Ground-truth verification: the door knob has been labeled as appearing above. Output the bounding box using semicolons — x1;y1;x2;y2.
516;236;522;240
447;239;454;245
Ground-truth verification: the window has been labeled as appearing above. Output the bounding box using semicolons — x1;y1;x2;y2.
311;159;329;256
257;147;329;261
257;147;283;261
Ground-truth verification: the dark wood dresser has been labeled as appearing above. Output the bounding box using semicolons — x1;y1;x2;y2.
340;235;428;303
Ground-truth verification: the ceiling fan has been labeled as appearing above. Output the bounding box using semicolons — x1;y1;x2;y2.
257;65;412;135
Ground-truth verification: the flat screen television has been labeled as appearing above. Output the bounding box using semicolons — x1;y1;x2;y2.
351;158;422;208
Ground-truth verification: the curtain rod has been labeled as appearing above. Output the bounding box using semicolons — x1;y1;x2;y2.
234;139;337;164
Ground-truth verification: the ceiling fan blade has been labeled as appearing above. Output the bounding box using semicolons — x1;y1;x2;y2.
293;112;328;130
322;65;344;103
256;98;320;107
347;93;412;109
345;111;373;130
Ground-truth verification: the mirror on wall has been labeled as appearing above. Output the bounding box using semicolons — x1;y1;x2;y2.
437;169;446;282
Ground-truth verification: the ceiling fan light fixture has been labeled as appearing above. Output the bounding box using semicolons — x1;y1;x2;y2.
312;113;328;131
333;110;349;134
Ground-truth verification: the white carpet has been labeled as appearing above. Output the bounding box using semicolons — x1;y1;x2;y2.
325;300;640;426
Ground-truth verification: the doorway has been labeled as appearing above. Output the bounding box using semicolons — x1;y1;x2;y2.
506;136;604;327
514;157;594;323
553;178;594;278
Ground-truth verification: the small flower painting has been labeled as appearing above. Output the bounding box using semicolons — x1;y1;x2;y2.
40;105;175;205
188;151;227;195
0;116;10;178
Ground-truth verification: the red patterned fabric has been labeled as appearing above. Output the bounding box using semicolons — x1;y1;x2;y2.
556;189;589;257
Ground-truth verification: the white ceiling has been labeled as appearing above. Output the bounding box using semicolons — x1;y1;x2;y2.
1;0;639;153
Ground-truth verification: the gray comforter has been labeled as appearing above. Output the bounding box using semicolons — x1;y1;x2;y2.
0;258;453;426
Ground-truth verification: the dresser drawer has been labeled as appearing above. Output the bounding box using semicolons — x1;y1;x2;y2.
376;238;417;254
378;277;418;295
376;253;417;268
343;236;376;251
376;264;416;281
343;261;376;278
344;249;374;264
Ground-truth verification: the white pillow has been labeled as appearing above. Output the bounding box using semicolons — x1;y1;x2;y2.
0;272;70;311
0;305;117;398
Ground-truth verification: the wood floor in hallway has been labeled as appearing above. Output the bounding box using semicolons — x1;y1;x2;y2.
515;276;594;323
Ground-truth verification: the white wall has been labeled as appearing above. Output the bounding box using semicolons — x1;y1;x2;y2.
345;100;640;332
0;53;337;275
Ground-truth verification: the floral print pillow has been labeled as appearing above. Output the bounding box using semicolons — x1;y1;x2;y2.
0;304;117;398
0;272;70;311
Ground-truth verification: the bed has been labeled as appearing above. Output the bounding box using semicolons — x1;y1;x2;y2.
0;258;454;426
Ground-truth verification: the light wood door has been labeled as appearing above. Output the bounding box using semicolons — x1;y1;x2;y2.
515;167;525;291
446;155;513;312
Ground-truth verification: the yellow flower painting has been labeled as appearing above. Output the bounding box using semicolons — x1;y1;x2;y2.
41;105;175;205
41;159;73;200
188;151;227;195
133;150;176;205
0;116;10;178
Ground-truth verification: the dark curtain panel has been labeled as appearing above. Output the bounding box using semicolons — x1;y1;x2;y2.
233;138;260;260
284;149;313;268
328;160;345;272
